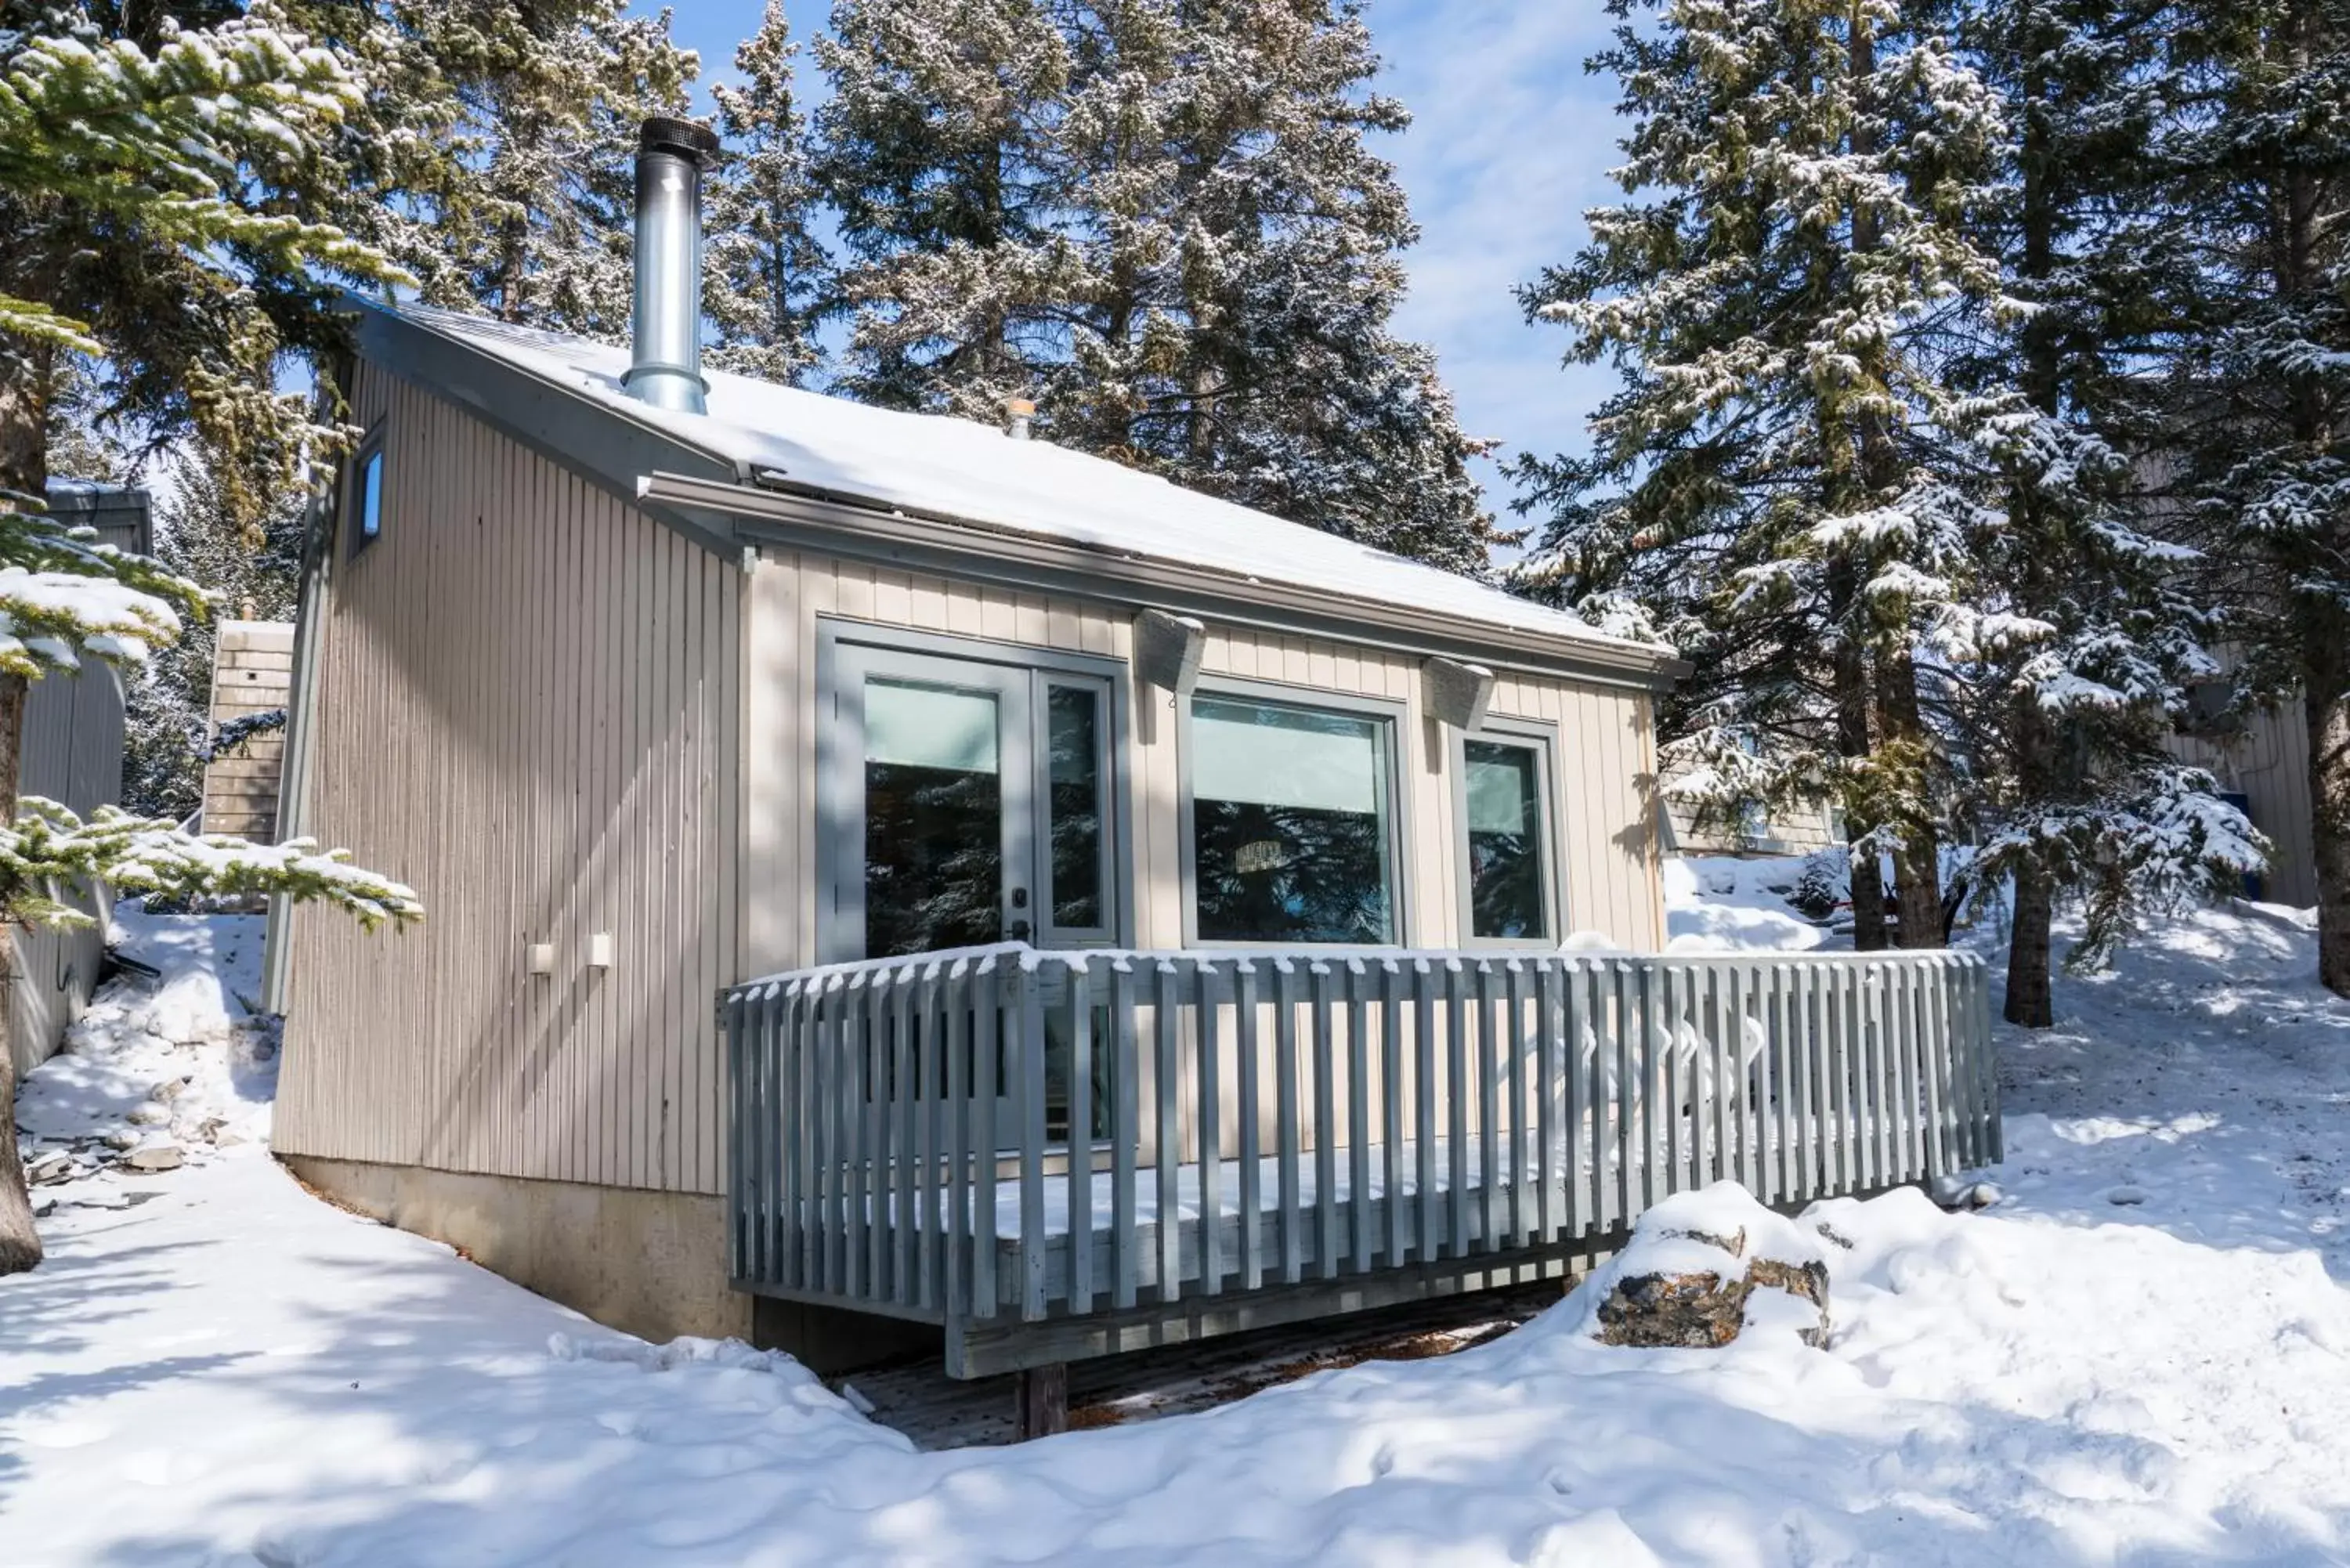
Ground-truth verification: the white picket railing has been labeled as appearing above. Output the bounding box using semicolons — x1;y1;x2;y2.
725;945;1998;1329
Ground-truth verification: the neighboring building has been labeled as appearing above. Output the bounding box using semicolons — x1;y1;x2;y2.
265;121;1997;1423
200;620;294;840
2167;692;2318;908
11;483;148;1078
1659;786;1842;860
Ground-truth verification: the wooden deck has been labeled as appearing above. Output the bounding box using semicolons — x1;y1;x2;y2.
724;945;1999;1378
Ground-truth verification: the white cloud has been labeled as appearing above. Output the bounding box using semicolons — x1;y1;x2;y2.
1375;0;1628;502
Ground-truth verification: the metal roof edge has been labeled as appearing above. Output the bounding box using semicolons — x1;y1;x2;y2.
343;297;745;556
639;471;1685;694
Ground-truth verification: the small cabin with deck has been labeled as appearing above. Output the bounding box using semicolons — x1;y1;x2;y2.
269;120;1998;1429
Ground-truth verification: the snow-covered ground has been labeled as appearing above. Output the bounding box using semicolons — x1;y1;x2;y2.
8;888;2350;1566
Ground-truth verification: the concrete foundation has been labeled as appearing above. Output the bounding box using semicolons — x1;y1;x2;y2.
283;1155;948;1372
281;1154;754;1345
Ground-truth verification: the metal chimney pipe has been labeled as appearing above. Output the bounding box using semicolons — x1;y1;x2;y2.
624;117;721;416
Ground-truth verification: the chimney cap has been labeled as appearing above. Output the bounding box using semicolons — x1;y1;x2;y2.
1003;397;1037;417
639;117;720;164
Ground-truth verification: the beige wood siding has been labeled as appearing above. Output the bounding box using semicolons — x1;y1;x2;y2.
741;555;1666;977
201;620;294;839
12;655;124;1075
275;363;743;1196
2167;698;2318;908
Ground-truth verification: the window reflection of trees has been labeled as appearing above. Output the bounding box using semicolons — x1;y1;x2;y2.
1194;800;1392;943
866;761;1002;956
1047;688;1102;930
1469;827;1545;938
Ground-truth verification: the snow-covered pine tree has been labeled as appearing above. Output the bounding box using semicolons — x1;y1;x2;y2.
1517;0;2017;950
2163;0;2350;992
0;8;423;1277
706;2;830;385
1047;0;1498;568
1941;0;2260;1024
348;1;700;341
813;0;1078;416
815;0;1495;569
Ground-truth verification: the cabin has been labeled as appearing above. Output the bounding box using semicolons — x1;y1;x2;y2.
268;120;1999;1432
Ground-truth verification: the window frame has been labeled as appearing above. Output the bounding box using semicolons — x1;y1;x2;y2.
812;618;1133;961
1177;676;1412;949
1450;716;1566;949
343;424;387;560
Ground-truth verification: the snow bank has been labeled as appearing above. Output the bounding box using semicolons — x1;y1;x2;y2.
1663;854;1834;952
14;905;273;1184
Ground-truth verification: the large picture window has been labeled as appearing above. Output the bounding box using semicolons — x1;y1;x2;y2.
1459;733;1555;941
1189;694;1397;944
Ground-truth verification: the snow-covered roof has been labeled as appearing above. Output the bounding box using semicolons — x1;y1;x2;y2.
384;304;1666;664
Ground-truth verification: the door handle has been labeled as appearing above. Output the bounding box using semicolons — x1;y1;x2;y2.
1007;918;1032;943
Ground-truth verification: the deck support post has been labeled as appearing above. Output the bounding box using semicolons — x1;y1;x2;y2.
1014;1362;1068;1440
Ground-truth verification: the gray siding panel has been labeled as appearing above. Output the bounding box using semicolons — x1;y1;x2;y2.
276;363;743;1195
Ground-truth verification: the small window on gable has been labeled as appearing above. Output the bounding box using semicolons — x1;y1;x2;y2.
349;439;385;555
1459;732;1556;943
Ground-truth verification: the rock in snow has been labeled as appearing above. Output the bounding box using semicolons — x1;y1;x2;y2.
1593;1181;1832;1349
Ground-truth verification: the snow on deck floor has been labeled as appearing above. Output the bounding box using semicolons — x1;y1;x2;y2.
9;900;2350;1565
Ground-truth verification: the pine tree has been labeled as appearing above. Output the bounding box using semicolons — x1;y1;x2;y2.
2164;0;2350;992
357;2;700;341
813;0;1077;414
706;2;830;384
1516;0;2015;950
1943;0;2259;1024
815;0;1497;569
0;7;421;1277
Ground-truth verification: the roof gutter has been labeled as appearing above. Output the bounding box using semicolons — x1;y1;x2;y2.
636;470;1690;694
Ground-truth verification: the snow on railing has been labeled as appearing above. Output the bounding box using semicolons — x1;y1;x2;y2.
721;946;1998;1345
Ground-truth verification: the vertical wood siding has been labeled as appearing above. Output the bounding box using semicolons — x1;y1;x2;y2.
275;365;742;1195
741;555;1667;977
2167;697;2318;907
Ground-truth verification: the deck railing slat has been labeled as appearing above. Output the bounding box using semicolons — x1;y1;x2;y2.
1413;959;1438;1265
1198;959;1226;1297
1111;960;1140;1310
1347;965;1373;1274
1236;960;1264;1292
1274;962;1303;1285
972;963;999;1320
1155;959;1182;1305
1381;963;1406;1267
1067;961;1095;1317
1314;962;1340;1278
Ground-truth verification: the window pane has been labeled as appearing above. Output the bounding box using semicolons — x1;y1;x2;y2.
358;450;384;540
1465;739;1548;939
864;679;1001;956
1047;685;1103;930
1191;697;1394;943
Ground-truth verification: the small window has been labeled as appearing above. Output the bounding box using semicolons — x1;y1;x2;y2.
1190;694;1397;944
348;441;385;555
1461;735;1553;941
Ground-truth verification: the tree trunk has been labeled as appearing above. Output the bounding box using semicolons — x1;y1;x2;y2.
2311;687;2350;994
2005;854;2055;1028
0;353;47;1275
1835;627;1889;952
1875;649;1944;948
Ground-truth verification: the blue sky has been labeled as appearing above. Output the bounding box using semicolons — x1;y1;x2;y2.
665;2;1625;516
